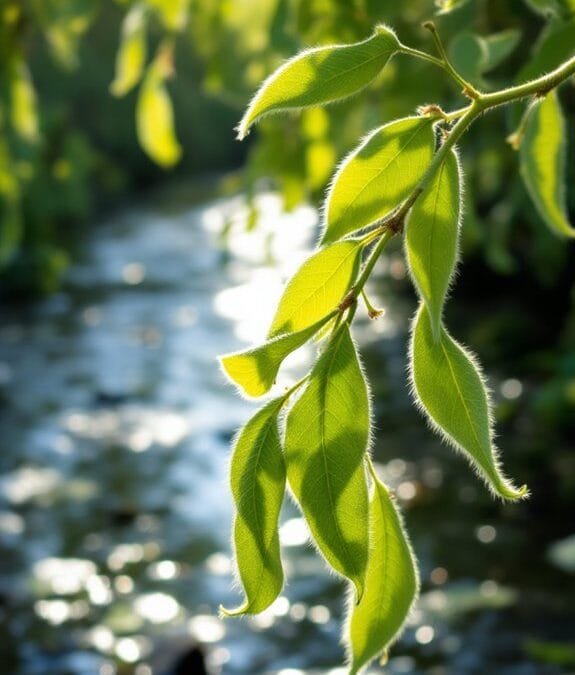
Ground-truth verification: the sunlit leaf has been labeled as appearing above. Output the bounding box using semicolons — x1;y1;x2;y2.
9;57;39;142
110;4;148;97
410;305;528;500
405;149;461;340
285;325;369;596
520;91;574;238
220;312;336;398
346;476;418;675
268;240;361;338
136;45;182;168
237;25;401;140
221;397;286;615
323;117;435;244
435;0;472;14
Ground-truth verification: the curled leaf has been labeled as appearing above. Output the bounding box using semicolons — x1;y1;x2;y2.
110;4;148;97
222;398;286;616
285;325;370;597
268;240;362;338
220;312;336;398
520;90;574;238
410;305;528;500
136;45;181;168
405;149;461;340
323;117;435;244
237;25;400;140
346;476;418;675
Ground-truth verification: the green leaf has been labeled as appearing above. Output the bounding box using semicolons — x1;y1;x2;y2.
517;17;575;85
323;117;435;244
405;149;461;340
268;240;361;338
110;4;148;97
346;476;418;675
136;45;181;168
410;305;528;500
448;32;488;87
221;397;286;616
237;25;401;140
146;0;189;31
435;0;472;14
520;91;574;238
285;325;369;596
220;312;336;398
482;29;521;72
8;56;39;143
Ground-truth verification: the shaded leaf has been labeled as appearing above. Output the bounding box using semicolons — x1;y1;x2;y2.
347;477;418;675
405;149;461;339
323;117;435;244
237;26;400;140
222;398;286;615
410;305;528;500
285;325;369;596
136;45;181;168
220;312;336;398
268;240;361;338
482;29;521;72
110;4;148;97
520;91;574;237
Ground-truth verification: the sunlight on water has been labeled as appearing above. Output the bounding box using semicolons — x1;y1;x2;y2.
34;558;97;595
188;614;226;642
134;592;181;623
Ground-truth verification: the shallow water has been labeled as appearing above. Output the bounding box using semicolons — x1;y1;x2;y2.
0;188;573;675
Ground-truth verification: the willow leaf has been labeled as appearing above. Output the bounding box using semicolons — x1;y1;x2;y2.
110;4;148;97
220;313;335;398
410;305;528;500
237;26;400;140
520;91;574;238
221;398;286;616
136;48;181;168
347;477;418;675
285;325;369;597
268;240;361;338
405;149;461;340
323;117;435;244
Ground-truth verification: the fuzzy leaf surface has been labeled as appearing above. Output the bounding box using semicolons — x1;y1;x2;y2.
285;325;369;596
347;477;418;675
268;240;361;338
405;149;461;339
237;26;400;139
520;91;574;238
410;306;527;500
222;398;286;615
221;313;335;397
323;117;435;244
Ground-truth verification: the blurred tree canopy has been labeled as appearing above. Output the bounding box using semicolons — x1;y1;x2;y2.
0;0;573;299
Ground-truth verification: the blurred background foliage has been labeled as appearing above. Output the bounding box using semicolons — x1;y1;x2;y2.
0;0;575;673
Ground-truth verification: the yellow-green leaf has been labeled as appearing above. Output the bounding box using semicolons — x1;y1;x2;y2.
268;240;361;338
347;476;418;675
323;117;435;244
136;49;181;168
405;149;461;340
9;57;39;142
237;25;400;140
221;397;286;616
220;312;336;398
285;325;369;597
410;305;528;500
146;0;189;31
110;4;148;97
520;91;574;238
